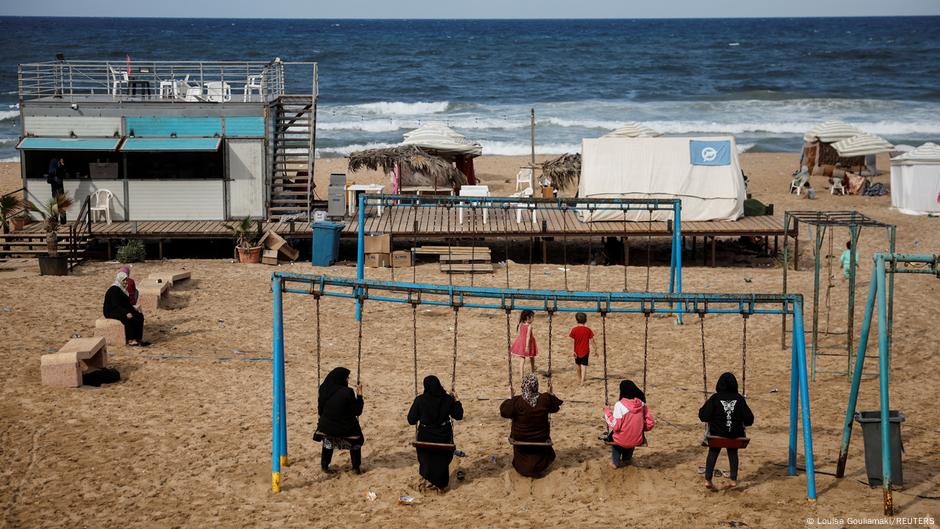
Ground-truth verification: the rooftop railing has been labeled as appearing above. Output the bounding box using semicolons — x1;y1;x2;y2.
18;60;317;104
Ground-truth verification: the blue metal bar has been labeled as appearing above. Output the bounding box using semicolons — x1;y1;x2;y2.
793;298;818;500
674;201;683;324
271;275;285;493
875;255;894;515
836;264;879;478
788;330;799;476
356;192;365;321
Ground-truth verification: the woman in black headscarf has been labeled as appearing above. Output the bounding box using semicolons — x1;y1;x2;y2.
315;367;365;474
102;271;147;346
407;375;464;490
499;373;563;478
698;372;754;489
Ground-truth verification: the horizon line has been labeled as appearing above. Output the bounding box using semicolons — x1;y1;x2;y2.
1;14;938;20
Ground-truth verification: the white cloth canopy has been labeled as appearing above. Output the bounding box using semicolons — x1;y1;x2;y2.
400;123;482;158
890;143;940;215
832;133;894;157
603;122;662;138
802;121;863;143
578;136;746;222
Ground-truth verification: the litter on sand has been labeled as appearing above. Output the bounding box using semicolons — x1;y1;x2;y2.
398;495;419;505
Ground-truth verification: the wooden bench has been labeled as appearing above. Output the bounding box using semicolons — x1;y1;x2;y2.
147;270;191;286
138;278;171;311
40;337;108;388
94;318;125;346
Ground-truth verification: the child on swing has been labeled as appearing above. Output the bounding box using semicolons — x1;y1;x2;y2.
698;372;754;489
568;312;597;385
510;310;538;381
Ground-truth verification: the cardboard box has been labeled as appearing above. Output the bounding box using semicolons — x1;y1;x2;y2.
391;250;412;268
365;252;390;268
364;234;391;254
262;249;279;266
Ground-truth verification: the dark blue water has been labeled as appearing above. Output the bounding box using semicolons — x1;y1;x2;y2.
1;16;939;160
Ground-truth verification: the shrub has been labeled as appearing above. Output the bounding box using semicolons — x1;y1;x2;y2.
116;240;146;263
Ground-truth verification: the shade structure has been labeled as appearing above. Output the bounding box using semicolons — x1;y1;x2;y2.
832;133;894;157
890;143;940;215
803;121;863;143
121;138;222;152
400;123;482;160
347;144;465;188
603;122;662;138
17;137;121;151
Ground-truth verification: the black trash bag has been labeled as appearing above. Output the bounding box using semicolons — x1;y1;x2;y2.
82;368;121;387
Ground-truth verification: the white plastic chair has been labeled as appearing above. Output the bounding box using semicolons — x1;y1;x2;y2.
205;81;232;103
515;167;533;191
829;177;846;195
458;185;490;224
90;189;114;224
108;67;128;98
244;74;264;102
160;75;191;99
511;187;537;224
790;172;809;195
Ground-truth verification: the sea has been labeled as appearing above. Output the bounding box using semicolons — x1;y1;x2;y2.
1;16;939;162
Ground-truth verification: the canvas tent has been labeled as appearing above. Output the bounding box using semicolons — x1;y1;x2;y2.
890;142;940;215
801;121;867;172
578;136;747;222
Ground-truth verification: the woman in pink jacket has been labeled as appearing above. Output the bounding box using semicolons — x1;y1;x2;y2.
603;380;656;468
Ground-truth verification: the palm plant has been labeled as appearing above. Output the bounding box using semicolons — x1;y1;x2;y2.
223;216;262;249
30;194;74;256
0;193;23;235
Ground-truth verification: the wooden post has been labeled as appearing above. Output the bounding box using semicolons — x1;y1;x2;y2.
711;236;717;267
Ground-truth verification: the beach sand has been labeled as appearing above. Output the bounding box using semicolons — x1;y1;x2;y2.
1;155;938;528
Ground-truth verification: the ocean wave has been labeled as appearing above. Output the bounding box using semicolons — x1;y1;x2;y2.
318;116;528;133
316;142;398;157
338;101;451;116
481;141;581;156
0;110;19;122
0;155;20;162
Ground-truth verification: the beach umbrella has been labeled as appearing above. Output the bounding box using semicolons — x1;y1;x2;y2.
603;122;662;138
803;121;863;143
401;123;483;158
832;133;894;157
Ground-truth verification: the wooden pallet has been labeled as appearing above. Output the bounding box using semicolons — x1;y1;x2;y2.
439;254;492;263
440;263;494;274
415;245;491;255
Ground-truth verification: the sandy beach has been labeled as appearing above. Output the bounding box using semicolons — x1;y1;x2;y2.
1;154;938;528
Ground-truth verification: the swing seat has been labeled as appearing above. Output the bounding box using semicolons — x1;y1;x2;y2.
603;434;648;448
705;435;750;449
508;437;553;447
411;440;457;452
313;431;363;443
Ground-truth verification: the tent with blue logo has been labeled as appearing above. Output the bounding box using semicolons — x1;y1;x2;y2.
577;136;747;222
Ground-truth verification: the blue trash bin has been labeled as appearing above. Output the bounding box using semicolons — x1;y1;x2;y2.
311;221;344;266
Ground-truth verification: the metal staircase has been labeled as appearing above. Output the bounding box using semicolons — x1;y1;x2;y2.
268;94;317;220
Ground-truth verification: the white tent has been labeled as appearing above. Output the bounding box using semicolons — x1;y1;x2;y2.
890;142;940;215
832;133;893;157
578;136;747;222
603;122;662;138
400;123;482;158
803;121;863;143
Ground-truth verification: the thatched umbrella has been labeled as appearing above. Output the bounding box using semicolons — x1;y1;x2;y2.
541;153;581;190
347;145;466;189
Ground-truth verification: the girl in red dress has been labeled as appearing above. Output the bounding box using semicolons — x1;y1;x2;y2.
510;310;538;381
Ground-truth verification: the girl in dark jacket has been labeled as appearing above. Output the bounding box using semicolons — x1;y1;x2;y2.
102;271;147;346
315;367;365;474
407;375;464;490
698;372;754;489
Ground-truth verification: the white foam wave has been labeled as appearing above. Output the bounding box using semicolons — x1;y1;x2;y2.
319;116;528;134
482;141;580;156
340;101;450;116
0;155;20;162
0;110;19;122
316;142;398;157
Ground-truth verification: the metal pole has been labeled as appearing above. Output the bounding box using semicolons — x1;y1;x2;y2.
529;109;536;167
356;193;365;321
788;303;799;476
836;264;878;478
674;202;683;324
811;226;824;380
781;213;790;350
847;225;861;379
886;227;896;366
875;255;894;515
793;299;818;501
271;276;285;492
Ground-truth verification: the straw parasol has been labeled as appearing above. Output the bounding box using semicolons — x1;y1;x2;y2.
832;133;894;158
541;153;582;190
347;145;466;188
603;122;662;138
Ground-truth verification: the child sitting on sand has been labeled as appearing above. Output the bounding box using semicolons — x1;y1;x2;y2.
510;310;538;381
568;312;597;385
698;372;754;489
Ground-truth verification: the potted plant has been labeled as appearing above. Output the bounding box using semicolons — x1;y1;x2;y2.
224;216;263;264
10;211;31;232
1;193;23;235
31;194;74;276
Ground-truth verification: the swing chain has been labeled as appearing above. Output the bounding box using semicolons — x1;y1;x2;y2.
699;308;708;402
451;304;459;394
741;311;749;397
546;307;554;393
505;307;514;397
601;310;609;407
642;308;651;394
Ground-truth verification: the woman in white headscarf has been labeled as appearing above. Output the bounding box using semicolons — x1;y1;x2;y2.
499;373;563;477
103;271;148;346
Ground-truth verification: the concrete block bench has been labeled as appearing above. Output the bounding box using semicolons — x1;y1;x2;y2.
138;278;171;311
147;270;191;286
94;318;126;346
41;337;108;388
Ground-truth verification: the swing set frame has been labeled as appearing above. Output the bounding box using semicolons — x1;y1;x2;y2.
269;272;818;502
